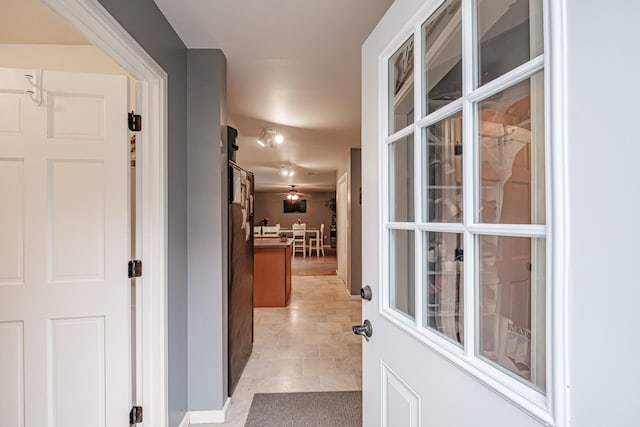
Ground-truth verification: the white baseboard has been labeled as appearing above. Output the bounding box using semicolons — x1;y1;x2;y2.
177;412;190;427
188;398;231;424
344;286;360;301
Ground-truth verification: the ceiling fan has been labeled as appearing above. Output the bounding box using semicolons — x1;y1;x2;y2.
276;185;312;200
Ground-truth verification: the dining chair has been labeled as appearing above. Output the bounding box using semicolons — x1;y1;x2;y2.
262;225;279;235
292;223;306;258
308;223;325;256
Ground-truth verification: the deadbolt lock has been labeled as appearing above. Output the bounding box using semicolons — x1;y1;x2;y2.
360;285;372;301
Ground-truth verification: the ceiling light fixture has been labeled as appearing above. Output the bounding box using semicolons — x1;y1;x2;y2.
257;127;284;148
278;185;309;201
280;165;295;177
287;185;299;200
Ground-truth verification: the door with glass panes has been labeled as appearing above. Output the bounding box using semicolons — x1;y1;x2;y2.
360;0;556;425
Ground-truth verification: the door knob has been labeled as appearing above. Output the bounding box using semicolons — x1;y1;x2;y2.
360;285;372;301
352;319;373;342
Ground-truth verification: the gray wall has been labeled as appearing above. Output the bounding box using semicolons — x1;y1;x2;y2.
95;1;189;425
348;148;362;296
187;49;228;411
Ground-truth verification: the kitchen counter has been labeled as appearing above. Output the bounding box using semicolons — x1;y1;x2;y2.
253;238;292;307
254;237;293;248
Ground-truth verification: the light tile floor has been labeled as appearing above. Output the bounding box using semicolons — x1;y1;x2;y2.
196;275;362;427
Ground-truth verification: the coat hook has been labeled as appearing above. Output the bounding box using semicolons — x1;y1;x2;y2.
23;71;42;106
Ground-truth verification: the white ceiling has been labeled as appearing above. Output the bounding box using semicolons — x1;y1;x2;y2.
153;0;394;192
3;0;393;193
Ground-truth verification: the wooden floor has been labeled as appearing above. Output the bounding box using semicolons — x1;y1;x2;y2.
291;246;337;276
197;264;361;427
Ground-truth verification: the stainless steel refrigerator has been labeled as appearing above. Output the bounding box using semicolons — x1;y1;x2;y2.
228;160;254;396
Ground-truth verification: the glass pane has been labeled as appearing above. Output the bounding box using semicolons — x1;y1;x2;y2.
423;112;463;222
478;72;545;224
389;134;415;222
389;38;414;134
424;232;464;345
477;0;544;86
423;0;462;115
478;235;546;391
389;229;415;319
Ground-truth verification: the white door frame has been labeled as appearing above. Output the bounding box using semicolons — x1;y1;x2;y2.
41;0;169;425
337;172;349;288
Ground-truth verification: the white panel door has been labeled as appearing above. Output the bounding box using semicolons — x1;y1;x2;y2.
0;68;129;427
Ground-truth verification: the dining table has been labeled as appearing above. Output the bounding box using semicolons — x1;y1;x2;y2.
278;227;321;255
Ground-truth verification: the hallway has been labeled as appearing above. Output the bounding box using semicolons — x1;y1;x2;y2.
206;271;362;426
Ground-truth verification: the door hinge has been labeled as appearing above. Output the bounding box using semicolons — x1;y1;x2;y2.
128;260;142;278
128;111;142;132
129;405;143;424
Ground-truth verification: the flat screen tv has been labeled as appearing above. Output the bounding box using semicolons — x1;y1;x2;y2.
283;199;307;213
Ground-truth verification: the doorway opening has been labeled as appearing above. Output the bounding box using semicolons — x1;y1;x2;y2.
229;252;362;424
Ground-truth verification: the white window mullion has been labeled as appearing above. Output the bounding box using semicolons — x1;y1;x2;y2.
461;0;476;359
416;223;465;233
466;55;544;103
385;125;415;146
415;101;463;130
385;222;417;230
462;134;475;359
414;20;423;122
467;224;547;237
381;226;390;313
528;63;547;393
380;50;391;315
413;25;424;329
413;123;423;328
414;227;424;329
461;0;476;97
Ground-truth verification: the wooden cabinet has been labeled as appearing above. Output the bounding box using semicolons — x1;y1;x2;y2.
254;239;292;307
